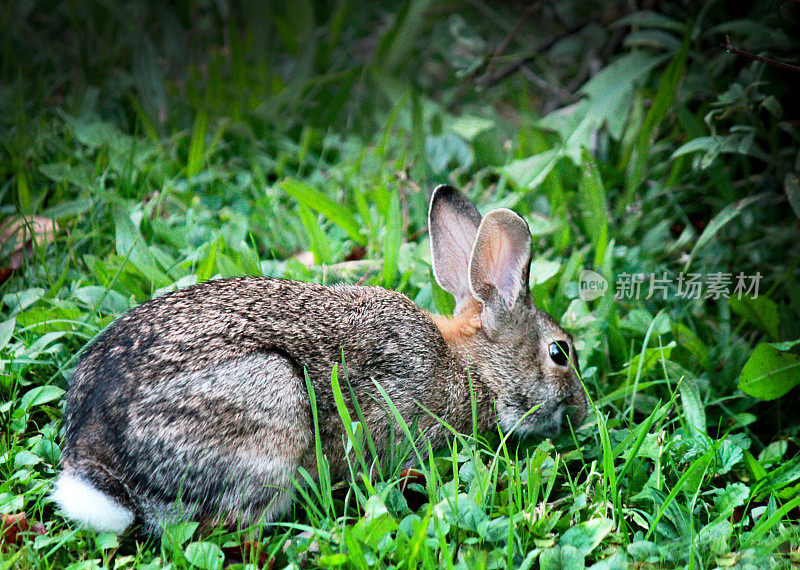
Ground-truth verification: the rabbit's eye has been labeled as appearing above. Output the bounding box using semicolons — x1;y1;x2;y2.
549;341;570;366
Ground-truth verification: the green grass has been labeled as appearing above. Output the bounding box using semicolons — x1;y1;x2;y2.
2;1;800;568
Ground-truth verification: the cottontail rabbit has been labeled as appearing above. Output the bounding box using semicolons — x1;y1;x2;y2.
52;185;587;535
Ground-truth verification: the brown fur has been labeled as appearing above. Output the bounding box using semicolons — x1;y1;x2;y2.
55;185;587;535
429;298;483;344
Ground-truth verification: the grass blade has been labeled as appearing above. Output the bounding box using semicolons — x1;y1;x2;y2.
381;190;402;286
281;178;366;245
111;203;170;289
578;149;610;267
644;448;714;541
186;110;207;177
685;194;765;270
621;29;691;204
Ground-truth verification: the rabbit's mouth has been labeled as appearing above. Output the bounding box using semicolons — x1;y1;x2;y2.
503;401;568;439
528;403;567;438
532;424;562;439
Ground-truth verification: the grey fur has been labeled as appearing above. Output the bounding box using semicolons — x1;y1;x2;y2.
57;185;587;534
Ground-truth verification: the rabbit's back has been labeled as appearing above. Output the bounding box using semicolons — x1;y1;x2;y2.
64;277;463;439
68;277;439;391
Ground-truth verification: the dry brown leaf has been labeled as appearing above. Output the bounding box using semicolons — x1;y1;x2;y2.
0;216;57;250
343;245;366;262
1;512;29;550
399;468;428;511
0;216;59;284
399;468;426;488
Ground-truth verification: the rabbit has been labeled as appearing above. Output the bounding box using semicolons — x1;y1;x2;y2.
51;185;587;536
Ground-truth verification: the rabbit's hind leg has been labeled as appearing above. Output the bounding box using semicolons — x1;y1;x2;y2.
128;351;314;533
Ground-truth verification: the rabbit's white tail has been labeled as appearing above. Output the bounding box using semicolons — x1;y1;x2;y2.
51;473;134;533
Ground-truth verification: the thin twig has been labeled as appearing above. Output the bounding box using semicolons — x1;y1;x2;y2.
395;168;422;196
518;65;580;105
723;35;800;73
475;18;590;87
475;1;543;84
355;269;375;286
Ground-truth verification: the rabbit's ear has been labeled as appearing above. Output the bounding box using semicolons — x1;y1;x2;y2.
429;185;483;312
468;209;532;332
